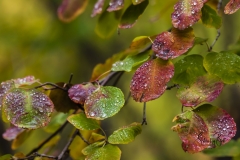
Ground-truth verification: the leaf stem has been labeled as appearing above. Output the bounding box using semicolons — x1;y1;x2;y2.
142;102;147;125
209;29;221;51
35;82;67;91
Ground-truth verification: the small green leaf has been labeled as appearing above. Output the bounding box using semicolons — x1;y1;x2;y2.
203;51;240;84
44;113;69;133
82;141;105;156
11;130;33;150
108;122;142;144
67;112;100;130
194;37;208;45
173;54;207;85
95;9;120;38
119;0;148;29
111;51;150;72
2;88;54;129
0;154;12;160
85;144;121;160
84;86;125;120
201;4;222;29
89;132;106;143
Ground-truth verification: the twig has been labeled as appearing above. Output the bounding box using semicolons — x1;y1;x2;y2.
14;152;57;160
209;30;221;51
35;82;67;91
166;84;179;90
99;71;119;86
58;129;79;160
112;71;124;86
142;102;147;125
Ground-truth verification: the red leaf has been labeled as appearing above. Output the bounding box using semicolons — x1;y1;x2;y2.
171;0;207;30
176;75;224;107
0;80;15;109
68;83;98;105
224;0;240;14
14;76;38;87
107;0;124;12
152;27;194;60
2;126;24;141
58;0;88;22
91;0;105;17
130;58;174;102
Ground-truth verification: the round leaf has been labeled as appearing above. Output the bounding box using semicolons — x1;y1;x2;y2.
152;27;195;60
203;51;240;84
0;80;15;109
130;58;174;102
2;88;54;129
84;86;125;120
108;122;142;144
67;112;100;130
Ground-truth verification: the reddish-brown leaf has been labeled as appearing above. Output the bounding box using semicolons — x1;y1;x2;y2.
2;126;24;141
152;27;194;60
68;83;98;105
176;75;224;107
58;0;88;22
171;0;207;30
130;58;174;102
224;0;240;14
91;0;105;17
107;0;124;12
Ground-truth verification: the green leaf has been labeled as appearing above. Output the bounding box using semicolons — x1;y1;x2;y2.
95;9;120;38
119;0;149;29
132;0;145;5
173;54;207;85
203;51;240;84
84;86;125;120
201;4;222;29
111;51;150;72
2;88;54;129
108;122;142;144
89;132;106;143
129;36;156;51
194;37;208;45
44;113;69;133
82;141;105;156
0;154;12;160
67;112;100;130
85;144;121;160
12;130;33;150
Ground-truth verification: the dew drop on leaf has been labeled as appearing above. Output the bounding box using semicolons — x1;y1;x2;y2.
91;0;105;17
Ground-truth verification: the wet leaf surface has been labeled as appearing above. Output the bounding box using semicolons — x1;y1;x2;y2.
108;122;142;144
224;0;240;14
130;58;174;102
67;112;100;130
2;88;54;129
84;86;125;120
173;54;207;85
91;0;105;17
152;27;195;60
119;0;148;29
0;80;15;109
68;83;98;105
171;0;207;30
201;4;222;29
132;0;145;5
2;126;24;141
203;51;240;84
176;75;224;107
58;0;88;22
107;0;124;12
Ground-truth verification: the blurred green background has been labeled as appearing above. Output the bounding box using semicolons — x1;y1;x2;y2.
0;0;240;160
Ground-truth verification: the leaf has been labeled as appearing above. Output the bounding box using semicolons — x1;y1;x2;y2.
132;0;145;5
95;9;120;38
108;122;142;144
13;152;25;159
12;130;33;149
171;0;207;30
85;144;121;160
130;58;174;102
203;51;240;84
201;4;222;29
13;76;39;88
194;37;208;45
44;113;69;133
0;80;15;109
129;36;153;50
58;0;88;22
224;0;240;14
172;104;236;153
152;27;195;60
68;112;100;130
84;86;125;120
2;126;24;141
82;141;105;156
2;88;54;129
111;51;150;72
176;75;224;107
119;0;149;29
91;0;105;17
203;139;240;157
88;133;106;143
107;0;124;12
68;83;98;105
172;55;207;85
49;82;78;113
0;154;12;160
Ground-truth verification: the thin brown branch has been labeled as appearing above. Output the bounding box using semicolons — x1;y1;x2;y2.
142;102;147;125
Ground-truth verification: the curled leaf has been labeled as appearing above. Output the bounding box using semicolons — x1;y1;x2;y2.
176;75;224;107
224;0;240;14
107;0;124;12
91;0;105;17
171;0;207;30
2;88;54;129
152;27;195;60
130;58;174;102
58;0;88;22
84;86;125;120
